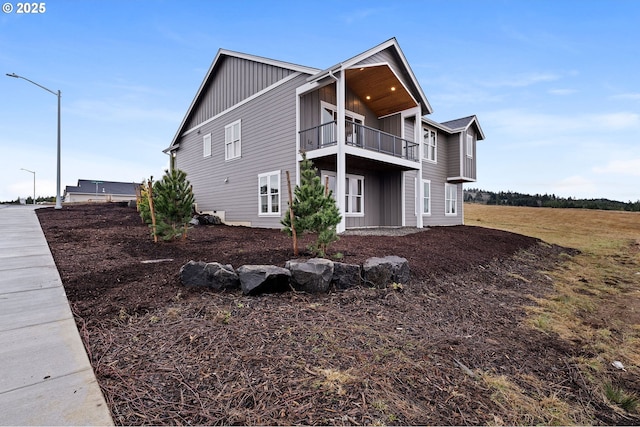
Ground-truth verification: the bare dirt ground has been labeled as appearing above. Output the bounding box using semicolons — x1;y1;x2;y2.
36;203;636;425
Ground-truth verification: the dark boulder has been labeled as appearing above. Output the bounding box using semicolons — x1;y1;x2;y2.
286;258;334;293
362;256;410;288
332;262;362;289
237;265;291;295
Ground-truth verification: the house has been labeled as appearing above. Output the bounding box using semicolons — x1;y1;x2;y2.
165;38;484;232
63;179;141;203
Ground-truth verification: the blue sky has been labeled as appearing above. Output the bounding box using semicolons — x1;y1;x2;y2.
1;0;639;202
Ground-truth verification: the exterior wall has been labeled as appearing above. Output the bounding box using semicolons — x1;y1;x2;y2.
299;81;387;132
422;134;464;226
463;129;477;180
403;170;418;227
64;193;136;203
343;169;402;228
447;133;461;179
186;56;295;130
176;74;308;228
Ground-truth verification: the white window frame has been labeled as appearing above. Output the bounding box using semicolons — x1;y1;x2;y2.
320;101;365;146
258;170;280;216
423;128;437;162
203;133;212;158
422;179;431;215
345;173;365;216
445;183;458;216
322;170;364;217
466;133;473;159
225;119;241;161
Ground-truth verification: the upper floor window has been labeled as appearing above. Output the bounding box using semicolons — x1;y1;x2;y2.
466;133;473;158
203;133;212;158
445;183;458;216
423;128;437;162
225;119;241;161
258;170;280;216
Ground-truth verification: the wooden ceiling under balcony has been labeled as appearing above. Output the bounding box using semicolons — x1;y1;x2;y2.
345;65;417;117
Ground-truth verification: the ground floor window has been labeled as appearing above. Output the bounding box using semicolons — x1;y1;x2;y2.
321;171;364;216
445;183;457;216
422;180;431;215
258;170;280;215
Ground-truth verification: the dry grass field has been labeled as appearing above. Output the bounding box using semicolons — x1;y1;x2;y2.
465;203;640;418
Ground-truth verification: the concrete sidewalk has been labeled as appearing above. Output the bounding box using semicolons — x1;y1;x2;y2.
0;205;113;426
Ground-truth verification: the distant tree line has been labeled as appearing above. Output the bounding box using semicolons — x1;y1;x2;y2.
0;196;56;205
465;188;640;212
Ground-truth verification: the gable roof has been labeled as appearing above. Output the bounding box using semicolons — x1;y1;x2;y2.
307;38;432;115
166;49;320;152
440;115;486;140
64;180;140;196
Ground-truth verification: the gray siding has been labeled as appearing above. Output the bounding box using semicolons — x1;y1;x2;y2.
299;81;386;132
176;74;308;228
447;134;461;179
422;133;463;226
186;56;295;130
344;168;402;228
404;170;417;227
463;129;477;180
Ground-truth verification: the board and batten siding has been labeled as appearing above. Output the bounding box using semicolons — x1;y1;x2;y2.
463;129;477;180
446;134;461;180
422;134;463;226
344;168;402;228
186;56;295;130
403;170;418;227
176;74;307;228
299;82;382;132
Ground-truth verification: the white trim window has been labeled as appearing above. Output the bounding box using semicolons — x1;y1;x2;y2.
423;128;437;162
203;133;212;158
345;174;364;216
445;183;458;216
258;170;280;216
466;133;473;159
321;101;365;146
322;171;364;216
422;180;431;215
225;119;241;161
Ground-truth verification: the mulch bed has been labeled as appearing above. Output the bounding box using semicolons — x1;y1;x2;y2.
36;203;632;425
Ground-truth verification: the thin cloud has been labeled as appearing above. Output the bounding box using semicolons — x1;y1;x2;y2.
593;158;640;177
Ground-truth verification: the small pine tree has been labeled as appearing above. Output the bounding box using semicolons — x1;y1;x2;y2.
152;169;195;241
282;153;342;257
138;178;153;225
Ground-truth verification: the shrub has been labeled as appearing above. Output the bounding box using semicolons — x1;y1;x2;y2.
282;153;341;257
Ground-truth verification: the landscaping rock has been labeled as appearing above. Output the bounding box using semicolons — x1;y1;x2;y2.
205;262;240;290
196;214;222;225
362;256;410;288
332;262;361;289
180;260;209;288
179;260;239;290
237;265;292;295
286;258;334;293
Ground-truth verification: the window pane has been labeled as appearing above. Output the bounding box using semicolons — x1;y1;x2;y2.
356;179;362;196
260;195;268;213
271;194;279;212
269;174;278;192
355;196;361;213
259;177;267;195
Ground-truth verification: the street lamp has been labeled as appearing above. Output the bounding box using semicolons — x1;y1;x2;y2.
6;73;62;209
20;168;36;205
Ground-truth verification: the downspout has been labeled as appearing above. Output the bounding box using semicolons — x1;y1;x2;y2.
328;68;347;233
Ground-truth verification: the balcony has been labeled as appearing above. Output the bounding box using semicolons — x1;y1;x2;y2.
299;121;419;162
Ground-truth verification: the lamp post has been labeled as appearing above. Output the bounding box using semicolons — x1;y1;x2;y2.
20;168;36;205
6;73;62;209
